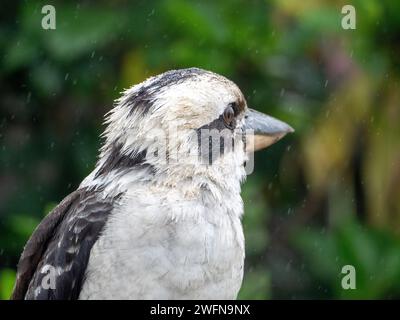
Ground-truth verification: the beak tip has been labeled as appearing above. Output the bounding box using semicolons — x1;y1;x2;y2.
244;108;294;151
276;122;295;136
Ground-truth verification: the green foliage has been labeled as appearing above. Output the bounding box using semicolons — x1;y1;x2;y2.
0;269;16;300
238;267;271;300
294;219;400;298
239;176;271;299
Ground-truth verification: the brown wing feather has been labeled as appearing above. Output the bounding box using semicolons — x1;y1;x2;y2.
11;190;81;300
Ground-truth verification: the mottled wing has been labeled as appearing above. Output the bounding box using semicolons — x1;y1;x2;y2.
11;188;115;300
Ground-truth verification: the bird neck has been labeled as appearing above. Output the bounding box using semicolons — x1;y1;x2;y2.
81;158;245;206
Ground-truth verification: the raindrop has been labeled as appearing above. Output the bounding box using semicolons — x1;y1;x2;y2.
325;110;330;118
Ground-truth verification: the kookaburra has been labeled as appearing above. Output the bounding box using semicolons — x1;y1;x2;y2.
12;68;293;300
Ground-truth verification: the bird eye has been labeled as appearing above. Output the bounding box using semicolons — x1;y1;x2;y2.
223;105;235;128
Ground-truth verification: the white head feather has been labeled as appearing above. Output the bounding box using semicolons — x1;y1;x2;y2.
81;68;249;202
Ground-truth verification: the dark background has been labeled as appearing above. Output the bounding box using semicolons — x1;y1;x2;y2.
1;0;400;299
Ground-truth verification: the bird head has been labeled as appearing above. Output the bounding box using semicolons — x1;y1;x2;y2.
94;68;293;193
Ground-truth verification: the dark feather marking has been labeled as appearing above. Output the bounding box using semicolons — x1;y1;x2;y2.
95;144;147;178
124;68;207;115
11;191;81;300
196;116;235;165
11;188;119;300
198;115;231;132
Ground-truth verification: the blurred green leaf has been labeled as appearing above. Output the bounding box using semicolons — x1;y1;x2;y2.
238;268;270;300
7;215;40;239
293;220;400;298
0;269;16;300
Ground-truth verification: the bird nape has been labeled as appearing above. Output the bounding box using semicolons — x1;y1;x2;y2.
12;67;293;300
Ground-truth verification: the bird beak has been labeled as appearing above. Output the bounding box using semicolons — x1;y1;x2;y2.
244;108;294;152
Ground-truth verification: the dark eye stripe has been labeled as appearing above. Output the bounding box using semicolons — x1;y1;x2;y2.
229;102;240;116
